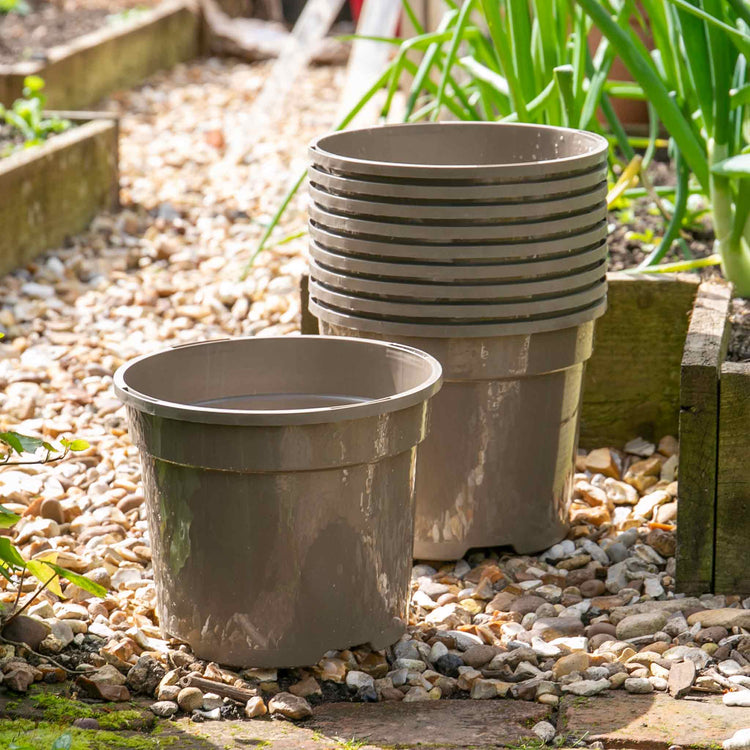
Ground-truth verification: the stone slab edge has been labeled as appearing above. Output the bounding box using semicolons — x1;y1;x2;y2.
0;0;202;109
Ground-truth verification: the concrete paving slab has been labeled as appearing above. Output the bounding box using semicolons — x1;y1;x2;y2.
154;699;552;749
559;692;750;749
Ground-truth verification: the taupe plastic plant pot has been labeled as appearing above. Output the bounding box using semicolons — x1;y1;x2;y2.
310;122;608;182
309;295;607;338
309;278;607;320
309;221;609;263
309;257;607;302
308;163;608;202
113;336;442;667
309;183;608;222
318;320;595;558
309;240;609;283
309;204;608;243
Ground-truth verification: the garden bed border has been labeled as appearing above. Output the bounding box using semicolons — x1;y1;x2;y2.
0;112;119;277
0;0;202;110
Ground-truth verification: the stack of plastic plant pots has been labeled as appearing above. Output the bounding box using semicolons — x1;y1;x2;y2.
307;122;610;560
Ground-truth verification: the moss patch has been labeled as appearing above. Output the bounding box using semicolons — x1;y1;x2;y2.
30;693;154;731
0;718;177;749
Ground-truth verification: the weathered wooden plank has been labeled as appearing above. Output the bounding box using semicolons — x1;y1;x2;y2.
675;282;732;595
714;360;750;594
0;118;119;276
0;0;201;110
579;272;700;449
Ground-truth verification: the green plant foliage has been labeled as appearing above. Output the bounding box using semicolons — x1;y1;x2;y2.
0;428;104;608
0;76;71;157
578;0;750;295
246;0;642;272
0;0;30;15
105;6;150;25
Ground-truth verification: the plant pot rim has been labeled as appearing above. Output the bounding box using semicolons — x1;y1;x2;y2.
308;221;609;260
309;278;607;319
310;296;607;337
310;122;608;180
307;162;608;199
309;258;607;301
114;335;442;426
309;204;607;242
309;240;609;281
308;182;608;221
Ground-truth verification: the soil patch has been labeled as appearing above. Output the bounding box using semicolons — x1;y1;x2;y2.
728;296;750;362
607;161;715;273
0;121;26;156
0;0;156;65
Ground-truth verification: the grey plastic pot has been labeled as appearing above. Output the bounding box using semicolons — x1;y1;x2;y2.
318;320;594;558
309;222;608;263
309;183;608;222
308;163;608;202
309;240;609;283
310;204;608;243
309;278;606;320
310;122;608;182
309;258;607;302
309;295;607;338
114;336;442;667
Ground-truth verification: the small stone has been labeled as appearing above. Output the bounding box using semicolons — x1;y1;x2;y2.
688;609;750;630
202;693;223;711
177;687;204;713
158;685;180;702
646;529;676;558
289;675;321;698
39;498;65;523
724;728;750;750
150;701;178;718
625;438;656;457
532;720;557;744
127;655;166;696
346;670;374;692
470;678;500;700
585;448;620;478
245;696;268;718
553;653;590;679
668;660;696;699
2;615;50;650
510;596;547;616
580;579;606;598
633;491;670;520
435;654;464;678
462;645;497;669
268;692;312;720
73;718;100;730
616;613;668;640
720;660;744;677
625;677;654;694
724;691;750;707
402;686;430;702
561;679;610;697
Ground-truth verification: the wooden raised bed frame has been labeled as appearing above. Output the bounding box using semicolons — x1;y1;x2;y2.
301;271;701;448
0;0;202;110
0;114;119;277
677;281;750;595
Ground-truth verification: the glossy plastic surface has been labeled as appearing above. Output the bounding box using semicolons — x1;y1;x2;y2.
310;122;608;180
319;322;594;558
309;182;608;221
309;277;607;319
308;163;608;201
309;240;608;282
309;257;607;302
115;336;442;666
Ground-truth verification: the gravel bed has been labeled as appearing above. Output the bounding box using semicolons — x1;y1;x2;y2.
1;58;749;745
